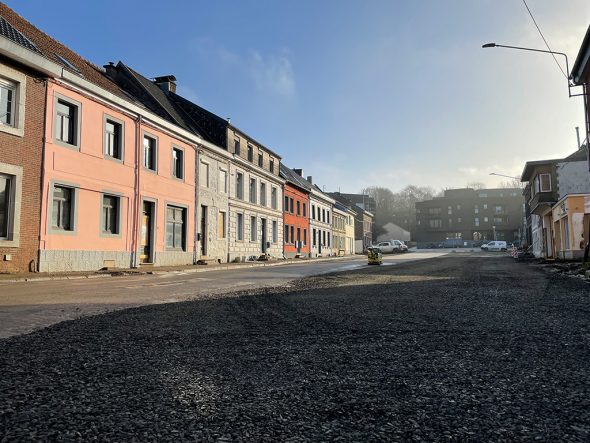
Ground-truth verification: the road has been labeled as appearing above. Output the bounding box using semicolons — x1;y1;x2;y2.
0;251;446;338
1;253;589;441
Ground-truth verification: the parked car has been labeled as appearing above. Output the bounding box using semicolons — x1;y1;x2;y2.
481;241;507;251
374;240;407;254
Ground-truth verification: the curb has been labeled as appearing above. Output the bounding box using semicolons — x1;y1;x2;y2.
0;254;360;284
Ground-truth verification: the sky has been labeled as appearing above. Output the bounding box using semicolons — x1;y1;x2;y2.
8;0;590;193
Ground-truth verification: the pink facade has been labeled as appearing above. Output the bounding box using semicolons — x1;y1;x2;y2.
39;81;195;272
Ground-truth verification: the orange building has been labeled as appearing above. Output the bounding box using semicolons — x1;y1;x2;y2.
280;165;311;258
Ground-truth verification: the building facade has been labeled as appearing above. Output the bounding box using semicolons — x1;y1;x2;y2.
308;183;335;257
280;165;310;258
332;202;355;256
415;188;524;248
0;15;48;272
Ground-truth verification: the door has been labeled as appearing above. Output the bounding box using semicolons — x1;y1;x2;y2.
261;218;267;253
318;229;322;254
200;205;207;257
140;201;153;264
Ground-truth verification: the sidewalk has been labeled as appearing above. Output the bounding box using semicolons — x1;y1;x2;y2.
0;254;358;283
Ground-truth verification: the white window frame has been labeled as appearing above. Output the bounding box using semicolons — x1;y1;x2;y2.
200;161;210;187
250;216;257;242
219;169;228;193
0;66;26;137
166;204;187;251
49;181;79;235
539;173;552;192
100;193;122;237
236;171;244;200
172;146;184;180
142;132;158;172
0;163;22;247
54;93;82;150
103;114;124;161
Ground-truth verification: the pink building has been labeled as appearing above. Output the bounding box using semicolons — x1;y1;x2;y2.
2;5;198;272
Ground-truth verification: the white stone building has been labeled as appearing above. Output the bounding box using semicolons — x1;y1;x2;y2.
308;182;335;257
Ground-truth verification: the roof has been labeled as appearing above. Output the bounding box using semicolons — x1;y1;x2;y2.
0;3;128;98
521;159;560;181
571;25;590;85
279;164;311;192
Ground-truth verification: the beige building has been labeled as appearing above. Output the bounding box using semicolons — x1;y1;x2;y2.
227;127;284;262
333;203;355;255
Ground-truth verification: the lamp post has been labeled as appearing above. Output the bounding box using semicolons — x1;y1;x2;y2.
481;43;582;98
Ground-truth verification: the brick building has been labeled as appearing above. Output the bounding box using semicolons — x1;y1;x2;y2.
280;165;310;258
415;188;524;247
0;15;48;272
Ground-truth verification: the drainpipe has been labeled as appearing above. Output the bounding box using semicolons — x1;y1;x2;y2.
36;78;49;272
227;157;231;263
131;115;142;268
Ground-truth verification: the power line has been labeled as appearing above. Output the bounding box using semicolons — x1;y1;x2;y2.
521;0;569;80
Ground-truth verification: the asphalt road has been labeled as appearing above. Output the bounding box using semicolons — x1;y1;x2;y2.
1;253;589;441
0;251;446;338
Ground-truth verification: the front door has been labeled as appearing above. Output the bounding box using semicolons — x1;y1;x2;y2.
140;201;153;264
261;218;267;253
200;205;207;257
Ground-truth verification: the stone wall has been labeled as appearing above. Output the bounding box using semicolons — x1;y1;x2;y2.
39;250;132;272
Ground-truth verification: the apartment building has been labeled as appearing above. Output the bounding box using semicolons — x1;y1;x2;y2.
106;62;284;262
332;202;355;255
308;179;335;257
280;165;310;258
415;188;524;248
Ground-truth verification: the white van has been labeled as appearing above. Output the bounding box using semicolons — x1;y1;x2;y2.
481;241;507;251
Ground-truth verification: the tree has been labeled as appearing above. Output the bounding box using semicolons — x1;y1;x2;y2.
466;182;485;190
498;178;523;189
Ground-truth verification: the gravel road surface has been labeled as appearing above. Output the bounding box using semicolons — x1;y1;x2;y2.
1;254;589;441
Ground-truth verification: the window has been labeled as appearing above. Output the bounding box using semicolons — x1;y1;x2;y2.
0;79;16;127
540;173;551;192
484;217;489;222
234;137;240;155
52;185;74;231
101;195;119;235
493;217;504;224
495;206;504;214
218;211;226;239
322;209;326;223
448;206;452;215
272;220;277;243
219;169;228;193
297;227;301;243
457;217;462;223
166;205;186;250
429;207;441;215
290;198;294;213
474;217;479;227
172;147;184;179
284;224;289;243
327;232;330;247
258;152;263;167
104;117;123;160
483;204;488;210
457;204;461;210
250;216;257;241
237;213;244;240
313;229;317;246
55;98;80;147
249;178;257;203
429;219;442;228
143;135;157;171
479;193;488;198
302;203;306;217
290;226;294;244
260;182;267;206
327;211;330;224
0;174;12;238
269;158;274;173
271;187;277;209
474;205;479;214
448;218;452;226
312;205;316;219
200;161;209;187
236;172;244;200
296;200;301;215
322;230;326;246
303;229;307;245
284;195;289;212
248;145;253;162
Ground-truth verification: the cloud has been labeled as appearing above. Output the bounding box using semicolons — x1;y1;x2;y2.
247;49;295;97
190;38;296;98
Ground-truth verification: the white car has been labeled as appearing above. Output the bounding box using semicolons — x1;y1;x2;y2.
481;241;507;252
374;240;407;254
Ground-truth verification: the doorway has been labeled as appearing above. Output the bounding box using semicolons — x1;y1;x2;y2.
200;205;207;257
261;218;267;253
140;201;154;264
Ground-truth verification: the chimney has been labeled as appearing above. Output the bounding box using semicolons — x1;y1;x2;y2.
153;75;177;93
103;62;117;79
307;176;313;184
293;168;304;177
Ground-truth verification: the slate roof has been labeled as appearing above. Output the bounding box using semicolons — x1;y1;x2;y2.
0;2;128;98
571;25;590;85
279;163;311;192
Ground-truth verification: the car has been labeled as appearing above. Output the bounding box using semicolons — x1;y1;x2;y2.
481;241;507;252
374;240;407;254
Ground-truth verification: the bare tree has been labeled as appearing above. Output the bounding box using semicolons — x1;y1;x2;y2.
498;178;523;189
466;182;485;190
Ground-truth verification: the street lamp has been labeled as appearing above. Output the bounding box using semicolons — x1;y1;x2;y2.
489;172;520;180
482;43;584;98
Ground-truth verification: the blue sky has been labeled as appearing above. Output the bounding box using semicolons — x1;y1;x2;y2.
9;0;589;192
